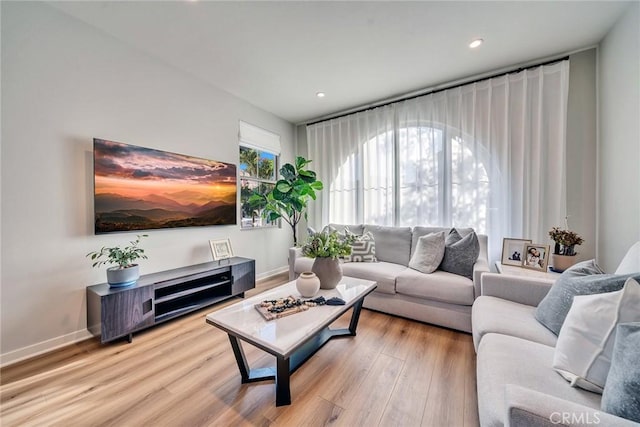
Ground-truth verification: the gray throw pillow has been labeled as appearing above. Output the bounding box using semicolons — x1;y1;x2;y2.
601;322;640;423
344;231;377;263
439;228;480;280
535;262;640;335
409;231;446;274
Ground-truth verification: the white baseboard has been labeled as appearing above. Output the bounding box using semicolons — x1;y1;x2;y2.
1;329;94;368
1;267;288;368
256;265;288;281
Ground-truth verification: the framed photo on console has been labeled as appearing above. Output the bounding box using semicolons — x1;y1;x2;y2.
522;244;550;271
501;238;532;267
210;238;234;261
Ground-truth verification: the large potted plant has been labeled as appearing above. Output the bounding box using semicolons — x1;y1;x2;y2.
548;225;584;272
87;234;148;287
249;156;323;246
301;230;354;289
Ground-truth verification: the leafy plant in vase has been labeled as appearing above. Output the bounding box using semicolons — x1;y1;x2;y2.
87;234;148;288
301;230;354;289
548;225;584;272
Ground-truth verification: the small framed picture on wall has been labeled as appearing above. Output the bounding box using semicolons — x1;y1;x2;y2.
209;238;234;261
522;244;550;271
501;238;532;267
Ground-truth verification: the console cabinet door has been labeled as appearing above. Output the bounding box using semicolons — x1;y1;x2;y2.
231;260;256;295
101;287;154;343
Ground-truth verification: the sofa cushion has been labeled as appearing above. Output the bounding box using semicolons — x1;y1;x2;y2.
342;261;405;295
439;229;480;280
395;268;474;305
535;270;640;335
553;278;640;393
410;226;473;257
408;231;445;274
477;334;601;427
601;322;640;423
343;231;377;263
294;256;315;275
363;225;412;266
472;296;558;351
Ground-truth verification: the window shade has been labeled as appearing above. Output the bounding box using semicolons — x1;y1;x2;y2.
239;121;281;155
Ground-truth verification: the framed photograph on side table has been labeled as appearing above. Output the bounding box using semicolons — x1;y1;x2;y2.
522;244;550;271
210;238;234;261
501;238;532;266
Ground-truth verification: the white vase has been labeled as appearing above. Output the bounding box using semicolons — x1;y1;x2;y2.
106;264;140;288
296;271;321;297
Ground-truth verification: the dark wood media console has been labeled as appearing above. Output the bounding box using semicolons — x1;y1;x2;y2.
87;257;255;343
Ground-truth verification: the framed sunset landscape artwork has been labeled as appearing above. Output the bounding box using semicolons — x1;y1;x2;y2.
93;139;237;233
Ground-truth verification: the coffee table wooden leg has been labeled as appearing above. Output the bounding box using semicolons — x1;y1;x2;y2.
275;356;291;406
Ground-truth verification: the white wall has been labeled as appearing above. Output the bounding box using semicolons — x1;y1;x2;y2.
598;2;640;272
566;49;597;262
1;2;295;364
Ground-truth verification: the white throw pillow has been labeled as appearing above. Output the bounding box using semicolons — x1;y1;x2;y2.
408;231;446;274
343;231;377;263
615;241;640;274
553;277;640;393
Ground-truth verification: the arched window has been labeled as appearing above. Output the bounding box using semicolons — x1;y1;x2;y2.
329;125;489;234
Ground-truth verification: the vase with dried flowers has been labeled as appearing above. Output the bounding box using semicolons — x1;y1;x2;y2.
548;220;584;272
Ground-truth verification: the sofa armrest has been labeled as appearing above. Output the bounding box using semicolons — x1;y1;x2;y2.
288;247;303;281
505;385;636;427
481;273;554;307
472;234;490;298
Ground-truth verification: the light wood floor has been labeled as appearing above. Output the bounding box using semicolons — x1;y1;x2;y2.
1;273;479;427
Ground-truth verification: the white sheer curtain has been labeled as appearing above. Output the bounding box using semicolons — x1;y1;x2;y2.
307;61;570;262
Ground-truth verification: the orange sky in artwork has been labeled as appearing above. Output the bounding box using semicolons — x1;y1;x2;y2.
95;176;236;205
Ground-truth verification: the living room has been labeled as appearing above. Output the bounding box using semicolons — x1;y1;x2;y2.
2;1;639;426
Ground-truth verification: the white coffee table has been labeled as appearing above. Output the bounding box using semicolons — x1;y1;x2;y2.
205;276;377;406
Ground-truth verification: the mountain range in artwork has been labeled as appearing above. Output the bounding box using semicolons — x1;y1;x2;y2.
94;139;237;233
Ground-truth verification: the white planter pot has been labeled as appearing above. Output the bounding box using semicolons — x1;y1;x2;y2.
106;264;140;288
296;271;321;298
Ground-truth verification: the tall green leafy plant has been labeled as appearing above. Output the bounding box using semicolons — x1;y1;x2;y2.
248;157;323;245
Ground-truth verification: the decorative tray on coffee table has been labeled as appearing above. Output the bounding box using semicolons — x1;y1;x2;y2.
255;295;344;321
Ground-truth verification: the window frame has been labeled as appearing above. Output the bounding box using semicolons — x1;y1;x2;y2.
239;146;280;229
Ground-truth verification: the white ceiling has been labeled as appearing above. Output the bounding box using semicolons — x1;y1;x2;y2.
49;1;631;124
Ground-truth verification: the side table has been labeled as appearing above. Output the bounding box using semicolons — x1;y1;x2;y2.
495;261;561;280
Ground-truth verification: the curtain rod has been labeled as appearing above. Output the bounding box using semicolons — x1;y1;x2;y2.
306;56;570;127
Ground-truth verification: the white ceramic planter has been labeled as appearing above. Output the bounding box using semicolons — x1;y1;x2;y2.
296;271;321;297
106;264;140;288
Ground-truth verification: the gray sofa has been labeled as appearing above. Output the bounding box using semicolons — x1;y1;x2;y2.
472;241;640;427
289;224;489;333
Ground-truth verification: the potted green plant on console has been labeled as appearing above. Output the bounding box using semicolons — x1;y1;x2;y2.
548;225;584;272
87;234;148;288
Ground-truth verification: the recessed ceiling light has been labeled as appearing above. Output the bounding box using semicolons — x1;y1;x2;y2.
469;38;484;49
316;92;326;98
